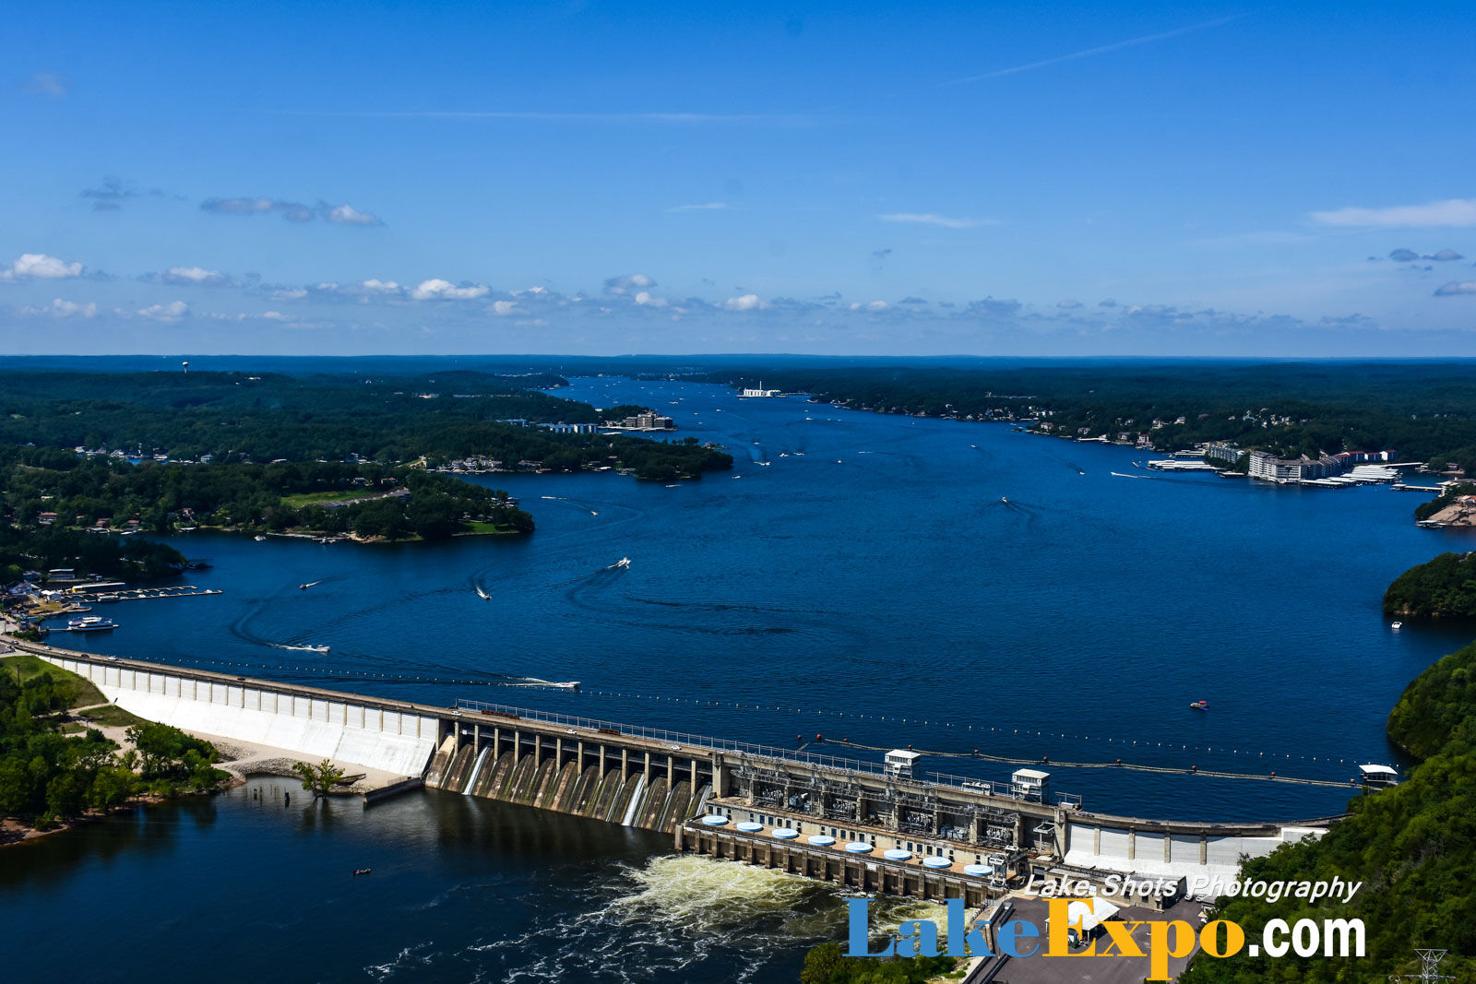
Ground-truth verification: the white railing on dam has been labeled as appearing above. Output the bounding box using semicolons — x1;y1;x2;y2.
454;697;1037;801
44;653;440;777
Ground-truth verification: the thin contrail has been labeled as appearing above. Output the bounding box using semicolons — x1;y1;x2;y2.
274;109;814;125
941;14;1243;86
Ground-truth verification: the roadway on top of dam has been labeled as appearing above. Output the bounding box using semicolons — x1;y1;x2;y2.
10;636;1345;835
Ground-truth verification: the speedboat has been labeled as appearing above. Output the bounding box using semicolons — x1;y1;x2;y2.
254;535;268;542
1189;699;1209;711
475;585;491;601
1390;621;1403;630
612;557;631;570
1000;496;1009;504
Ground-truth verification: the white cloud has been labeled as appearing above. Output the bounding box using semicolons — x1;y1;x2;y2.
160;265;230;286
633;290;667;307
25;72;68;98
324;203;382;225
201;197;381;225
23;298;96;318
360;278;403;294
604;273;656;296
848;299;889;311
1;253;85;281
667;202;731;212
410;278;490;301
878;212;991;230
1435;282;1476;297
1311;198;1476;228
137;300;189;322
273;287;308;300
261;310;290;320
724;293;766;311
490;299;518;316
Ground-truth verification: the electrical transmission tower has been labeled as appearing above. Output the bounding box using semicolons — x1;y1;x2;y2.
1390;948;1453;983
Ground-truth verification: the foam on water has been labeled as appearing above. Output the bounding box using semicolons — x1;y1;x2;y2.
606;854;829;934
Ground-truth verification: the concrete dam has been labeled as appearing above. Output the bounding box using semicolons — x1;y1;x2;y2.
20;642;1335;902
422;727;705;833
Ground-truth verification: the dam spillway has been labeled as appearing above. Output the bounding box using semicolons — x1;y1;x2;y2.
15;640;1334;900
423;721;709;834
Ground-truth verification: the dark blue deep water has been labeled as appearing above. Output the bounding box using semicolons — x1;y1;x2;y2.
6;375;1473;982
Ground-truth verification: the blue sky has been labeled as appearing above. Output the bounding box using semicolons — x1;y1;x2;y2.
3;0;1475;355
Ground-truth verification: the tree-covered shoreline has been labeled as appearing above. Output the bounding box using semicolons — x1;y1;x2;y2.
0;368;733;573
0;369;730;480
701;362;1476;475
1383;552;1476;620
0;653;230;837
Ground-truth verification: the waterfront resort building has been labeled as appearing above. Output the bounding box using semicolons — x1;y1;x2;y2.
1203;443;1245;466
538;422;599;434
739;382;783;398
602;411;676;432
1247;449;1395;483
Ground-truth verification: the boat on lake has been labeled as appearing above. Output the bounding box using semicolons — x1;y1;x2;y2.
475;585;491;601
67;615;117;632
1189;699;1209;711
610;557;631;570
273;643;330;654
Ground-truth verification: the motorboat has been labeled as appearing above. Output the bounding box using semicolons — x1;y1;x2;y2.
611;557;631;570
1189;699;1209;711
1390;621;1403;630
475;585;491;601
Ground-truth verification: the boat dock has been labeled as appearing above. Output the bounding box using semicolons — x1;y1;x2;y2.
1145;459;1217;472
78;585;223;603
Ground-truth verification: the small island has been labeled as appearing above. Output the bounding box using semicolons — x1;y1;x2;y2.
1383;552;1476;620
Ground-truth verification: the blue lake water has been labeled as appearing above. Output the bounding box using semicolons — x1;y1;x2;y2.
11;374;1475;982
51;376;1472;820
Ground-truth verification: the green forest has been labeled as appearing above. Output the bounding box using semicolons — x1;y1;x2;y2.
1383;552;1476;620
0;369;730;479
0;653;229;831
0;368;733;577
